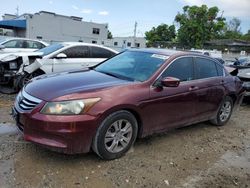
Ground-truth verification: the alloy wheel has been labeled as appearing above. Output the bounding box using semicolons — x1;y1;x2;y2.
219;101;232;122
104;119;133;153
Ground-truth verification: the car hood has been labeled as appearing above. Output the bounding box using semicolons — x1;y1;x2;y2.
0;51;43;61
24;70;130;101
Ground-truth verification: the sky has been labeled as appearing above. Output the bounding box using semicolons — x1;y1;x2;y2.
1;0;250;37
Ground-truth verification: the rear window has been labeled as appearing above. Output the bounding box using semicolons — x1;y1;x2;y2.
195;57;218;79
91;47;116;58
216;63;224;76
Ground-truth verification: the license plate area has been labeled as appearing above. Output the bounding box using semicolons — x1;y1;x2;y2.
11;107;24;132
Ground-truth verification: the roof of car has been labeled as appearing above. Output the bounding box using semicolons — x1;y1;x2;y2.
61;42;118;52
0;37;48;45
128;48;218;59
128;48;186;56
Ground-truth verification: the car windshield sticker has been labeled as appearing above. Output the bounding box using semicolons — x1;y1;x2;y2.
151;54;169;60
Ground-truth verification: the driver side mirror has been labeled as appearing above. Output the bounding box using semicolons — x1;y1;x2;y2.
0;45;5;50
55;53;67;59
161;77;180;87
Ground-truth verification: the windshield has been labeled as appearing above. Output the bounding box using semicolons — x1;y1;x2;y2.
36;43;64;56
95;51;168;82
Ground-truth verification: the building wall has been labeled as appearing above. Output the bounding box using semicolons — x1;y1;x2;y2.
104;37;146;51
25;12;108;44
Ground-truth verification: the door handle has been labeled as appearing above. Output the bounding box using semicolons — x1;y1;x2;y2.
189;86;199;91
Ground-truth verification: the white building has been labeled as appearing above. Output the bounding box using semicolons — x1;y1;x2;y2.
104;37;146;51
0;11;109;44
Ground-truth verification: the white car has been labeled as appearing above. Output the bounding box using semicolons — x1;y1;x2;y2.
0;37;48;53
0;42;118;92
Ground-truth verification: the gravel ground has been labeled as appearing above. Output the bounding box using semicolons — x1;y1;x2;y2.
0;93;249;188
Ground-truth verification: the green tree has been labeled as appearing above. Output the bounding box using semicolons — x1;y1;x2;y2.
242;30;250;41
145;24;176;47
107;30;113;39
175;5;226;48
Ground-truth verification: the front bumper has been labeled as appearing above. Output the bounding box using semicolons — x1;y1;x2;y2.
0;70;17;84
13;105;100;154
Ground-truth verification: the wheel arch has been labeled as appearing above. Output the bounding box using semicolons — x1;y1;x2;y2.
227;93;237;105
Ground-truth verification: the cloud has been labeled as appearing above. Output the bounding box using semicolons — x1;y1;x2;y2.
182;0;250;17
49;1;53;4
98;11;109;16
81;9;92;14
72;5;79;10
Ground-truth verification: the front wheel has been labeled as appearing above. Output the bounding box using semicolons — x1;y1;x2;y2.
16;70;44;90
92;110;138;160
210;96;233;126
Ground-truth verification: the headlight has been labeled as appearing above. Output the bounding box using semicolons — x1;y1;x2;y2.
9;61;18;69
40;98;101;115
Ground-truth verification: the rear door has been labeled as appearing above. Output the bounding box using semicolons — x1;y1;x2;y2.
192;57;225;120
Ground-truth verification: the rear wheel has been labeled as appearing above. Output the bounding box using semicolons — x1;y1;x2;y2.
92;110;138;160
210;96;233;126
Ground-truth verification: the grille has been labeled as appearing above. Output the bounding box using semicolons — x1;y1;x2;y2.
17;90;42;111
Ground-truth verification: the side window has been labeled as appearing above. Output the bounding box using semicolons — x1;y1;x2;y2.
28;41;44;49
91;47;115;58
3;40;19;48
161;57;194;82
22;40;29;48
61;46;89;58
195;58;218;79
216;63;224;76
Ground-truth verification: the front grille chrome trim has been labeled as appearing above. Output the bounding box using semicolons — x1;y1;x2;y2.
17;89;42;111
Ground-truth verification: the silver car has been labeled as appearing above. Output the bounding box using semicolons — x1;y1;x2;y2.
0;37;48;53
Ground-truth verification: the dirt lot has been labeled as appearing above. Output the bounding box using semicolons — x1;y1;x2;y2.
0;93;249;188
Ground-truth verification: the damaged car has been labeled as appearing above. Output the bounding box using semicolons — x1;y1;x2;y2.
237;68;250;97
0;42;118;93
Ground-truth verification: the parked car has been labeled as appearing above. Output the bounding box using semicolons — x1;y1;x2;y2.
0;42;118;93
12;49;245;160
237;68;250;97
0;37;48;53
231;56;250;68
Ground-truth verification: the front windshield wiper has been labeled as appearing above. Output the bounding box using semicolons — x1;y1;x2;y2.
96;70;134;81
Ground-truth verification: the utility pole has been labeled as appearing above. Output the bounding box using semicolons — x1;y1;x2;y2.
16;6;19;16
134;21;137;47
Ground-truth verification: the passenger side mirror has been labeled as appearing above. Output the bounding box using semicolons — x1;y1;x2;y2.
161;77;180;87
0;45;5;50
55;53;67;59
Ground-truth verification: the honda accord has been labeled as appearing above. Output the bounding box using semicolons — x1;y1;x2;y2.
12;49;245;159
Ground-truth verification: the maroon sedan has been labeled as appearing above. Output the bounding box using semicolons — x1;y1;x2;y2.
12;49;245;159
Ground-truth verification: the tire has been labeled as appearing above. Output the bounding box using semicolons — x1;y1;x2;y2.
92;110;138;160
210;96;233;126
17;70;44;89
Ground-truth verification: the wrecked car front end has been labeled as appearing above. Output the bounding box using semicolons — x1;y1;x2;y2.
0;54;42;93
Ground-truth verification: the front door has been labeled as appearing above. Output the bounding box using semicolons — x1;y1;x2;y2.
52;45;90;72
142;57;198;134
